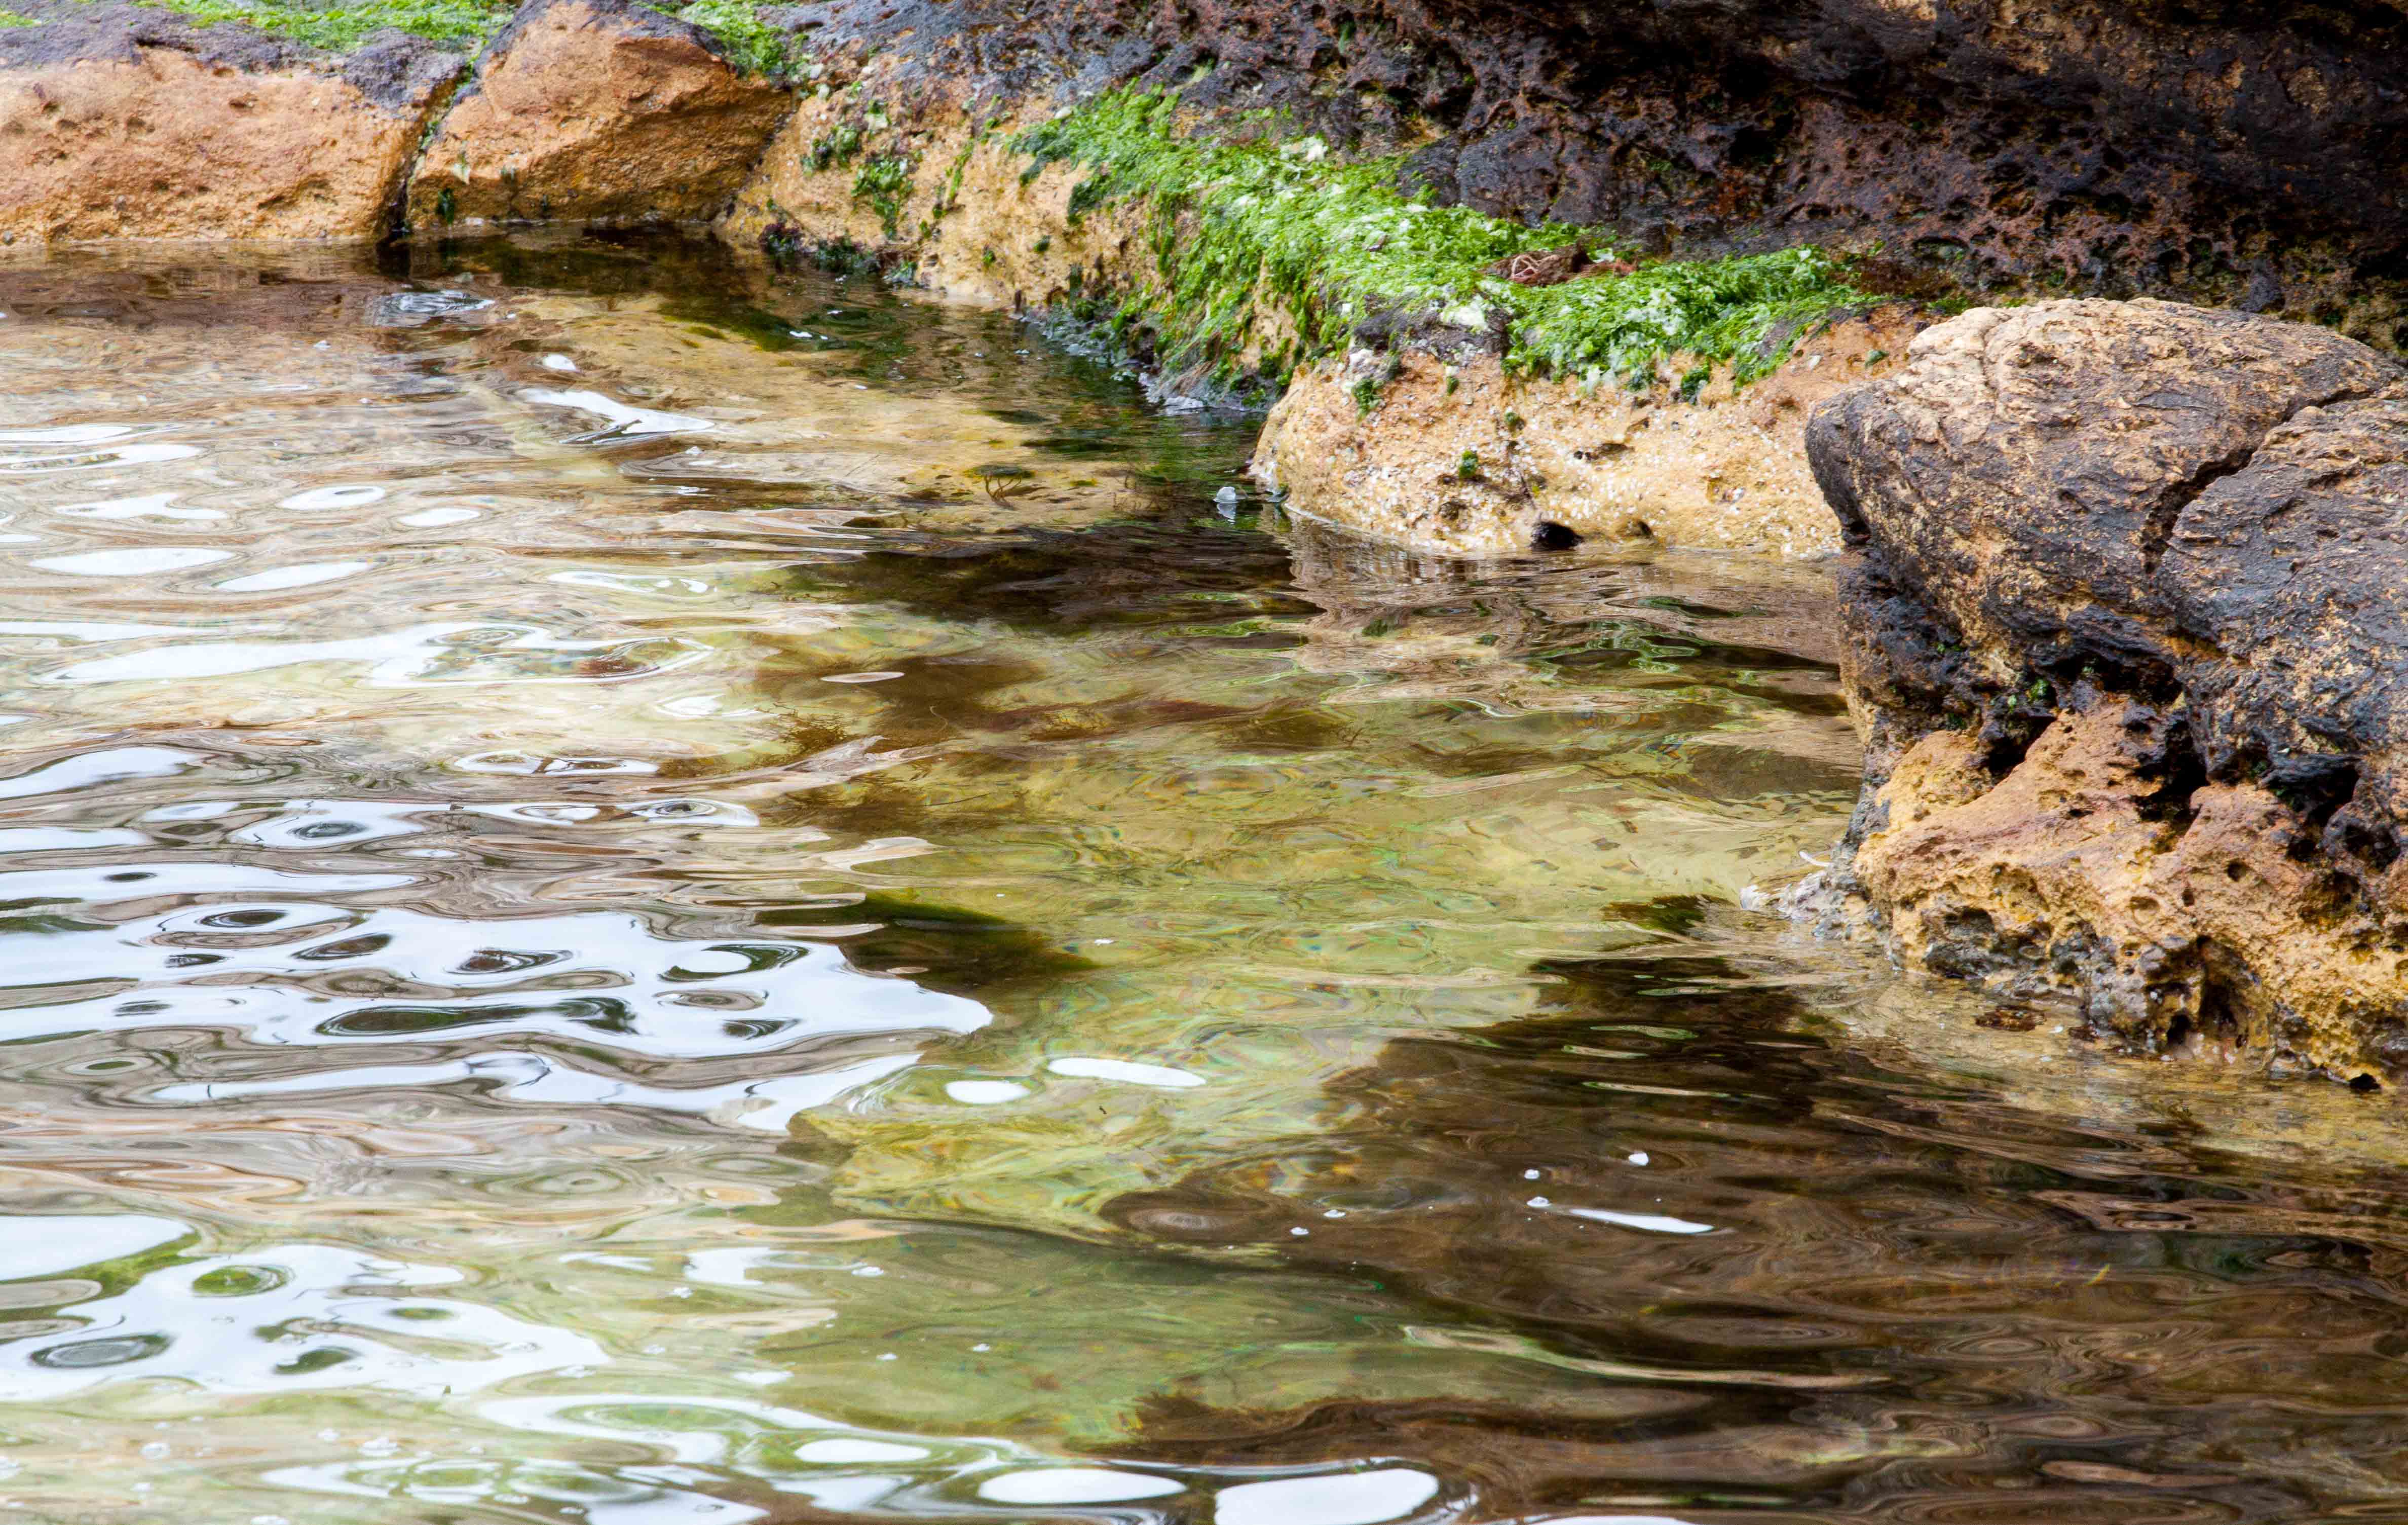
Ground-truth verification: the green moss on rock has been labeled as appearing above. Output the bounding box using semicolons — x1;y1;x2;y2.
125;0;794;69
852;151;914;237
651;0;796;75
142;0;509;49
1016;89;1871;387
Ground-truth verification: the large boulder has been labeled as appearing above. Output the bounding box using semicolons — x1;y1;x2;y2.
404;0;791;230
1806;299;2408;1082
0;8;461;242
1811;299;2403;686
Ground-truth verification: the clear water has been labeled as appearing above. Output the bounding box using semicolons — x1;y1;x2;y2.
4;233;2408;1525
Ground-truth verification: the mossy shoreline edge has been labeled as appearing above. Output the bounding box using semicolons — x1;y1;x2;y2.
1012;89;1877;396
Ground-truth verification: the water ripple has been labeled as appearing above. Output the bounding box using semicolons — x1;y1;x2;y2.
0;233;2399;1525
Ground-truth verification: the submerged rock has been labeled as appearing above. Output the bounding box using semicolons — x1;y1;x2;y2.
404;0;791;230
1807;298;2408;1082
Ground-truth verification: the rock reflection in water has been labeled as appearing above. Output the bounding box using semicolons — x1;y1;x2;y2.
1107;947;2408;1520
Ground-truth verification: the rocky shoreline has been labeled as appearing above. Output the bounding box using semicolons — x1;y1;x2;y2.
20;0;2408;563
0;0;1925;555
12;0;2408;1077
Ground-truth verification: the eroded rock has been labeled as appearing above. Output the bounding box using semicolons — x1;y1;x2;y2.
1808;298;2408;1081
405;0;790;230
0;7;462;242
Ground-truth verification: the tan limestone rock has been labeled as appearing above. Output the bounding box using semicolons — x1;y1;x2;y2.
406;0;791;230
1254;309;1923;559
721;92;1156;317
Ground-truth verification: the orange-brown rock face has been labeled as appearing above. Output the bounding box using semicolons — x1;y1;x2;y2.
1853;702;2408;1078
0;13;460;242
405;0;790;230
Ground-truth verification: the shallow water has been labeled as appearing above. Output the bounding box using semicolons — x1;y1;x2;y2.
4;233;2408;1525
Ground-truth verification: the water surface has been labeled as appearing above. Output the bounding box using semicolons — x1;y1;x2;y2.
3;234;2408;1525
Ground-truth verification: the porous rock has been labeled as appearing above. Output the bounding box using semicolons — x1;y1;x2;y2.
1808;298;2408;1081
405;0;791;230
0;7;462;242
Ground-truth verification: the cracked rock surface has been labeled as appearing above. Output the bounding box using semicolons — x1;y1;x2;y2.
1805;299;2408;1082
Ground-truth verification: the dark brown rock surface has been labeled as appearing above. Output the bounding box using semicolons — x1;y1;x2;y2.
1810;300;2403;682
1806;299;2408;1082
778;0;2408;345
2164;397;2408;836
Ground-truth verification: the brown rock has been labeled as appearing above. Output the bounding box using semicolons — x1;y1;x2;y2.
1809;298;2403;679
1813;299;2408;811
1809;299;2408;1082
2160;396;2408;843
0;9;461;242
406;0;791;230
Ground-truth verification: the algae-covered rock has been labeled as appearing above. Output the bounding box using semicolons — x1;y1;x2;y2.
1808;298;2408;1082
0;6;462;241
405;0;790;230
723;0;2408;336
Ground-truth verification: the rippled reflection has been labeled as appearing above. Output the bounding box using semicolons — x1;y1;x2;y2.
2;233;2405;1525
3;1235;601;1400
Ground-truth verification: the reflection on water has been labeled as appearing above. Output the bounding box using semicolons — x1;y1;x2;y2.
1;232;2405;1525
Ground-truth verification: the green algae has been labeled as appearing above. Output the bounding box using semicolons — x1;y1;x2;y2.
0;8;37;23
761;229;886;279
810;122;866;171
126;0;793;69
143;0;508;49
853;152;915;238
660;0;797;76
1015;89;1871;388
